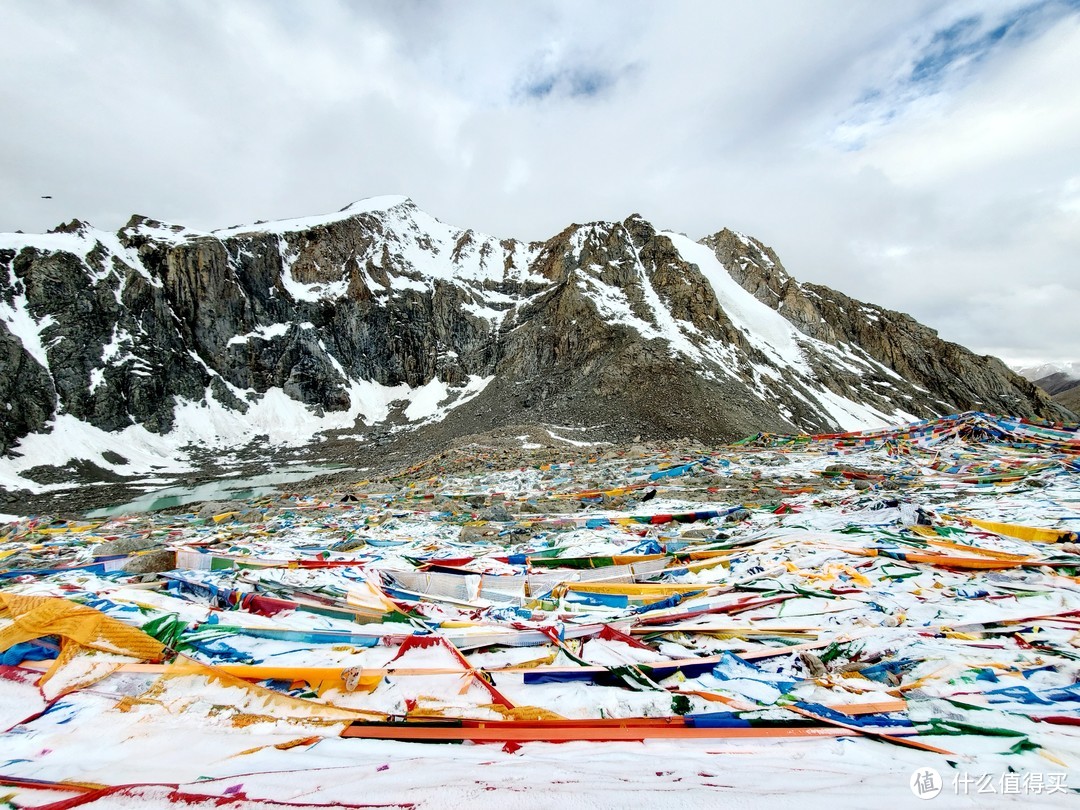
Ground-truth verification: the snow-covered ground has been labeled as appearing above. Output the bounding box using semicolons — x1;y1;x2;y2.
1;413;1078;807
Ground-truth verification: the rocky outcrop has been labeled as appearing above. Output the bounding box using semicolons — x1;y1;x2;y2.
0;197;1066;473
1027;373;1080;417
1031;371;1080;397
0;320;55;454
1054;387;1080;416
704;228;1067;422
1013;364;1079;419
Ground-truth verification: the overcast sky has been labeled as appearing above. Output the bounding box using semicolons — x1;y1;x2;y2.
3;0;1078;365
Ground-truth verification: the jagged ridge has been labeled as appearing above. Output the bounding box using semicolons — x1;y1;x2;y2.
0;197;1066;489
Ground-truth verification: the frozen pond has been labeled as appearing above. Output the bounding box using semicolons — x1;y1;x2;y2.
85;464;345;517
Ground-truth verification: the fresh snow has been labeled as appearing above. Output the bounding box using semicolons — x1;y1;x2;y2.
226;322;313;346
0;293;54;370
461;300;507;322
0;373;496;493
5;414;1079;807
246;192;537;303
0;229;97;255
659;232;911;430
212;195;412;238
121;219;210;245
1015;360;1080;382
400;375;497;424
404;377;455;421
277;243;352;302
577;272;665;343
663;232;807;369
0;199;950;492
0;414;196;494
547;430;601;447
630;246;707;360
810;385;912;430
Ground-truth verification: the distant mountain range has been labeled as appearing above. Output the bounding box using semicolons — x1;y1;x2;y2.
1015;361;1080;414
0;196;1067;493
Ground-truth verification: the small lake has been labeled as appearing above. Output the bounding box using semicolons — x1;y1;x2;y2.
85;464;346;517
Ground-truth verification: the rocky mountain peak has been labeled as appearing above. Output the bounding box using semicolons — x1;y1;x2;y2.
46;219;92;236
1016;361;1080;416
0;198;1069;495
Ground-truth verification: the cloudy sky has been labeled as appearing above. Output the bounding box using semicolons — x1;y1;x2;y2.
3;0;1078;366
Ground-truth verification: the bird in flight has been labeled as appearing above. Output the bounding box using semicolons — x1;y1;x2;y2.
41;195;52;199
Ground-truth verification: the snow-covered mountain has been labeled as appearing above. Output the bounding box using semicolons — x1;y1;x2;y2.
1015;361;1080;386
1014;360;1080;414
0;196;1064;492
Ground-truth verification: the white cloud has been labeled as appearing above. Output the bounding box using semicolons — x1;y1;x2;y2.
1;0;1078;363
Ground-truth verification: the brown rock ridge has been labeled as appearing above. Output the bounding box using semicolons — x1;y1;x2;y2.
0;199;1068;465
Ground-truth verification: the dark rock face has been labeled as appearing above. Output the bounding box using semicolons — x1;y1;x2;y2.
1029;373;1080;417
0;323;56;454
1055;386;1080;415
487;216;816;440
1033;372;1080;398
0;197;1066;465
704;228;1068;423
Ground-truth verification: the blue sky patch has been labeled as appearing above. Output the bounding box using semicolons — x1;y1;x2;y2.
519;66;618;101
910;0;1079;88
835;0;1079;150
